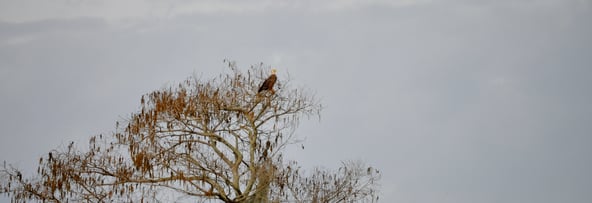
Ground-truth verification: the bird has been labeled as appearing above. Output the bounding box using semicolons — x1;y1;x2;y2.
258;68;277;94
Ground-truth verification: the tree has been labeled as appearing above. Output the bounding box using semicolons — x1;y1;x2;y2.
1;61;380;202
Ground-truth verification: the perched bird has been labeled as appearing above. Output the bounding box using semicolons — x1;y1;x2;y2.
258;69;277;94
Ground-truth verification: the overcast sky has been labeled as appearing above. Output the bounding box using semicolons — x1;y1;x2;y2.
1;0;592;202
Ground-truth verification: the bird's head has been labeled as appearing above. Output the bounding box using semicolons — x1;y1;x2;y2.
271;68;277;75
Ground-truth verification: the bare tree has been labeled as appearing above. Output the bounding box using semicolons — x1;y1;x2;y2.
1;61;380;202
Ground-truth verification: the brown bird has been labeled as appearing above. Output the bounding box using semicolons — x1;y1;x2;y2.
258;69;277;94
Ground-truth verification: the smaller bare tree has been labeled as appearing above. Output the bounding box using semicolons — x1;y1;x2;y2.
272;160;381;203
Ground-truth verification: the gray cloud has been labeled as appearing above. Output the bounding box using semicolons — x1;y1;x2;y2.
1;1;591;202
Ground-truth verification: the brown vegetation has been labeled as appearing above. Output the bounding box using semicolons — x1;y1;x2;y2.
1;61;380;202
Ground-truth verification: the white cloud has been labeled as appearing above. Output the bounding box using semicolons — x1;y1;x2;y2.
0;0;435;23
1;34;36;45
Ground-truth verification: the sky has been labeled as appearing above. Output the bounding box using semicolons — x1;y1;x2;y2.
1;0;592;202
